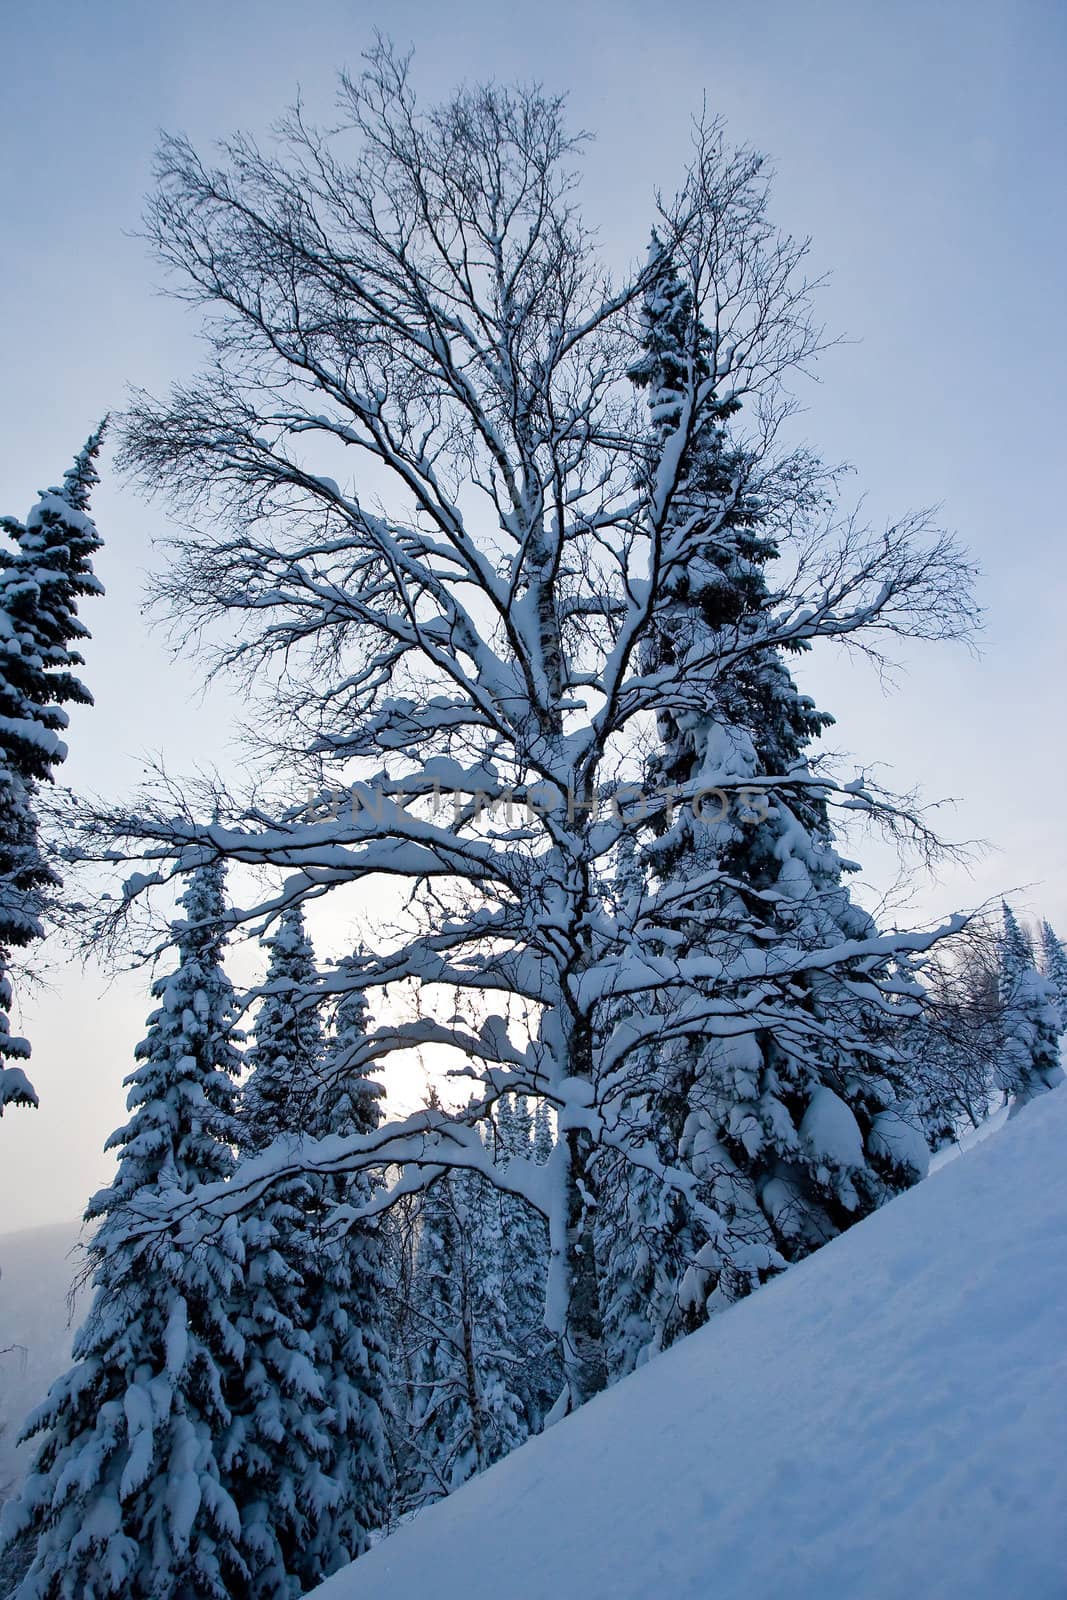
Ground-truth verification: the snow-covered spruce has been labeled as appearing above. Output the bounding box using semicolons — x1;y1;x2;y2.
97;63;976;1408
900;924;1002;1149
228;903;337;1596
0;861;246;1600
297;956;393;1575
241;903;324;1151
493;1096;559;1431
399;1168;470;1508
1038;919;1067;1034
594;841;695;1380
997;903;1064;1116
398;1119;526;1512
397;1095;556;1497
594;243;936;1370
0;427;105;1117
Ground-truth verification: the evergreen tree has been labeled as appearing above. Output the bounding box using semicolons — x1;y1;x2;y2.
904;928;1001;1149
619;243;931;1348
402;1170;468;1507
298;956;392;1577
455;1160;526;1463
0;428;105;1117
0;862;247;1599
242;904;323;1151
533;1097;554;1168
1038;920;1067;1034
998;904;1064;1117
495;1097;559;1431
594;842;692;1378
595;1127;684;1382
400;1121;526;1510
228;904;335;1596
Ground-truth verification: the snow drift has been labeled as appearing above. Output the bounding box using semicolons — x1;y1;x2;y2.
315;1089;1067;1600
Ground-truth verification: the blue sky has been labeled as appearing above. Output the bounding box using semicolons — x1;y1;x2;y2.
1;0;1064;1227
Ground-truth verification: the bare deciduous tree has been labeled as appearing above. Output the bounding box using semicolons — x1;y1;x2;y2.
79;43;977;1407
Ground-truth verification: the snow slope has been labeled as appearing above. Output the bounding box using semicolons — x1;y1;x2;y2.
0;1223;84;1497
316;1089;1067;1600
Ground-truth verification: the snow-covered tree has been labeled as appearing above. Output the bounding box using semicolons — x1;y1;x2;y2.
1038;920;1067;1034
298;956;392;1576
0;861;247;1599
457;1161;527;1464
592;242;936;1361
494;1096;559;1431
998;903;1064;1116
0;976;35;1119
241;903;323;1151
593;840;693;1378
92;53;977;1409
227;907;336;1596
902;920;1002;1148
399;1112;526;1510
0;428;105;1117
533;1098;554;1170
400;1170;469;1508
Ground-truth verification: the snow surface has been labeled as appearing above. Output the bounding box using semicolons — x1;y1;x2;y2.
315;1089;1067;1600
0;1223;84;1497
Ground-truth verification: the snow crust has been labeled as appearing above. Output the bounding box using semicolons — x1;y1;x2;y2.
314;1090;1067;1600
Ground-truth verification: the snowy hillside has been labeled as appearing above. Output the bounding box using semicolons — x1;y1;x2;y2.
0;1224;84;1497
315;1090;1067;1600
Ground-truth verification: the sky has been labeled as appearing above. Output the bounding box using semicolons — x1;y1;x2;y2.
0;0;1064;1230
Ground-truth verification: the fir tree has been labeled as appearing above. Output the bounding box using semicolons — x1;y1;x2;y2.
594;842;692;1378
298;957;392;1578
0;861;247;1599
402;1169;468;1507
456;1160;526;1465
400;1120;526;1510
241;904;323;1151
904;928;1001;1149
228;904;335;1596
1038;920;1067;1034
0;428;105;1117
998;904;1064;1116
495;1097;559;1431
619;243;931;1348
533;1097;554;1168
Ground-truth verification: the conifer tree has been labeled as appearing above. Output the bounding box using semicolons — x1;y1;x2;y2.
228;904;335;1596
1038;920;1067;1034
0;428;105;1116
617;243;931;1346
595;1119;690;1381
495;1097;559;1431
998;904;1064;1116
298;957;392;1577
0;862;247;1599
904;926;1002;1148
402;1170;468;1507
456;1161;526;1463
401;1121;526;1509
242;904;323;1150
594;843;692;1378
533;1098;554;1168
